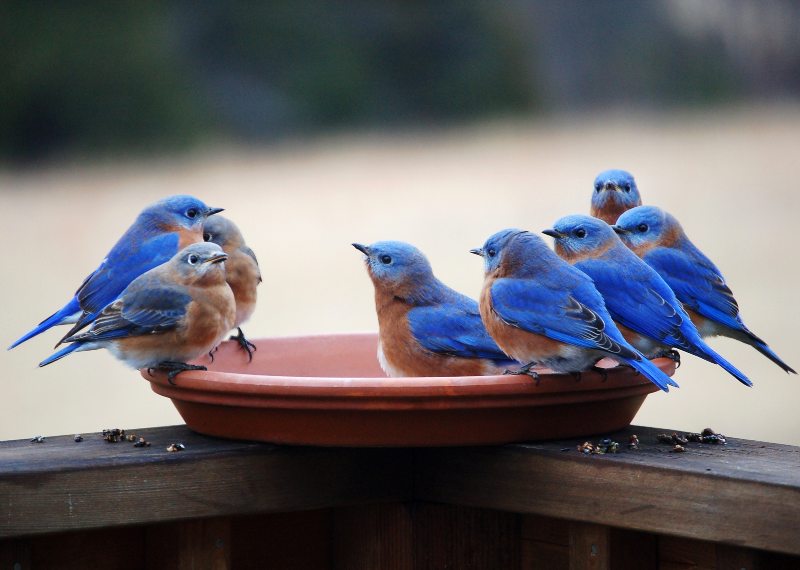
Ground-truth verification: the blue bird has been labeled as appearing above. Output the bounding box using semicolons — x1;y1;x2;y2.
590;169;642;224
614;206;795;374
472;229;677;391
39;242;235;384
353;241;516;377
544;215;752;386
10;195;223;350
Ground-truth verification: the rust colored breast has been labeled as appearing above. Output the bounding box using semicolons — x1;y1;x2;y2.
591;201;631;225
479;277;564;365
375;290;496;378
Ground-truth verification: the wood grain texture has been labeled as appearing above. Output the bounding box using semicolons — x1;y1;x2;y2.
0;425;412;538
333;503;413;570
414;425;800;556
411;503;520;570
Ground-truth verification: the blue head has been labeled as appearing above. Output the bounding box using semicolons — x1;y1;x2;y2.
543;214;619;261
471;228;555;276
352;241;436;294
140;195;224;232
590;169;642;224
613;205;684;252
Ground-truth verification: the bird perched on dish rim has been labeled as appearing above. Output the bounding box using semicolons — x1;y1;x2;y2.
613;205;795;374
472;228;677;391
353;240;516;377
544;214;752;386
9;195;223;350
39;242;236;384
203;215;261;360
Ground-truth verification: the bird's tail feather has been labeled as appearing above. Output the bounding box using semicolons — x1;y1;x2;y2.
694;342;753;386
8;297;81;350
38;343;81;367
749;339;796;374
625;356;677;392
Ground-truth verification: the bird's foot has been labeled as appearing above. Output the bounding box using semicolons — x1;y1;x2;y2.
591;365;609;382
157;361;208;385
230;327;256;362
504;362;540;384
662;349;681;368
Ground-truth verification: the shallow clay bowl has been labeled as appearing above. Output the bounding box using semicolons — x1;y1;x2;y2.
142;333;675;447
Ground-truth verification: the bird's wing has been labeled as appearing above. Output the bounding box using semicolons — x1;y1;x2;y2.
68;285;192;342
240;246;262;282
408;304;511;361
490;277;640;360
643;246;742;330
76;232;180;315
575;258;689;348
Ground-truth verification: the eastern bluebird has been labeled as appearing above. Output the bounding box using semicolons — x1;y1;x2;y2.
544;215;752;386
203;215;261;360
10;195;223;350
472;229;677;391
39;243;236;383
614;206;795;374
353;241;516;377
590;169;642;224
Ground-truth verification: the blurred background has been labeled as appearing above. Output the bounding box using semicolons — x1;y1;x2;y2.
2;1;799;443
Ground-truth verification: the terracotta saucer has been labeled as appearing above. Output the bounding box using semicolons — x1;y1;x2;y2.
141;333;675;447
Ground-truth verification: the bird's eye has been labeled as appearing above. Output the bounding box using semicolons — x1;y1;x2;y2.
637;223;649;233
624;183;631;192
188;254;200;265
574;228;586;238
186;208;199;219
203;232;212;242
487;248;496;258
380;255;392;265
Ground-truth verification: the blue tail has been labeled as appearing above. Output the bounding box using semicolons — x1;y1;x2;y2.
39;343;81;367
694;341;753;387
625;356;678;392
9;297;81;350
750;339;796;375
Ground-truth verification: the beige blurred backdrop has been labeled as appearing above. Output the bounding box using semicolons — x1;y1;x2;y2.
2;108;799;444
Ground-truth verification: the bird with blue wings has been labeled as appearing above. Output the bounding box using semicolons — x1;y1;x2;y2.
472;229;677;391
543;215;752;386
203;215;261;361
39;242;236;383
613;206;795;374
590;169;642;224
352;241;516;377
9;195;223;350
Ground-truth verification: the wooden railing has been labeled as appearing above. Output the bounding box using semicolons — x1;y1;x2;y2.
1;424;798;569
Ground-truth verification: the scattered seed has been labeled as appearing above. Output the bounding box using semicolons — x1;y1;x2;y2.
671;444;686;453
73;435;83;442
166;443;185;453
133;437;151;448
30;436;45;444
656;433;673;444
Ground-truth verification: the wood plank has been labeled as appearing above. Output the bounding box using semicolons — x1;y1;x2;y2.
0;425;413;538
658;536;716;570
333;503;412;570
231;510;332;570
521;514;569;570
414;425;800;556
28;527;145;570
715;545;761;570
412;504;520;570
609;528;657;570
568;522;609;570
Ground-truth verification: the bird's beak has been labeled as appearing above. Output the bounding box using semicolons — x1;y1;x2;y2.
603;182;620;192
469;248;483;257
611;225;630;235
352;243;370;255
206;207;224;217
205;253;228;264
541;229;565;239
